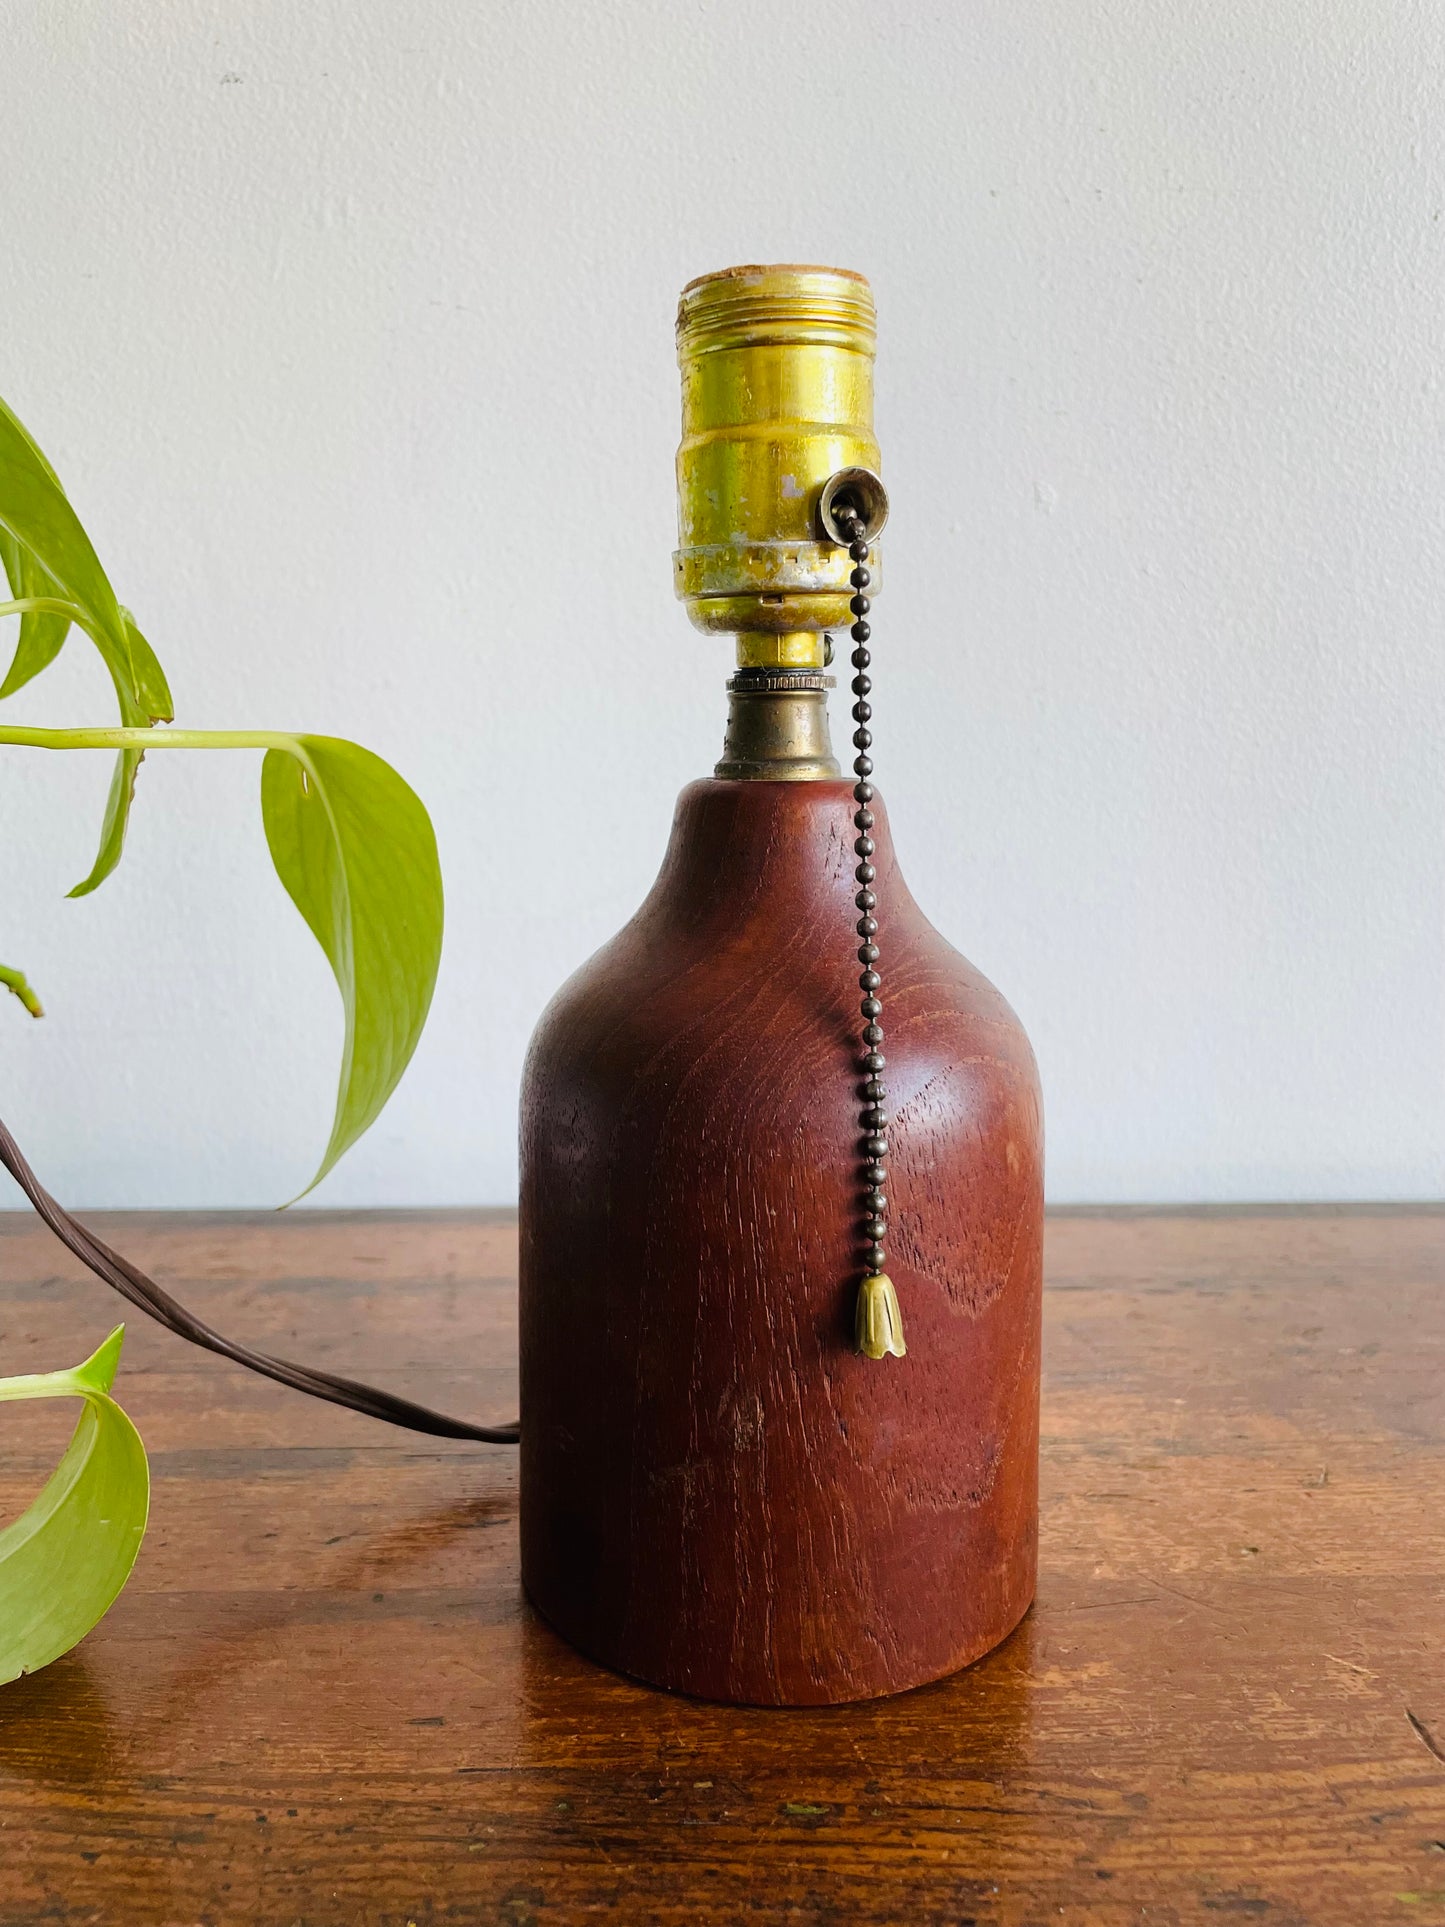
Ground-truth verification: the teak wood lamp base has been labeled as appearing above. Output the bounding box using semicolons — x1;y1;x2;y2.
517;265;1043;1704
519;781;1043;1704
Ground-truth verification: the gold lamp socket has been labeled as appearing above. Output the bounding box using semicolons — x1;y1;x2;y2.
674;264;884;671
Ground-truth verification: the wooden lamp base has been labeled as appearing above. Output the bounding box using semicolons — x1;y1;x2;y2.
518;779;1042;1705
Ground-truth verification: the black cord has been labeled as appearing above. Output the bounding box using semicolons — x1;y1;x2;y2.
0;1115;520;1445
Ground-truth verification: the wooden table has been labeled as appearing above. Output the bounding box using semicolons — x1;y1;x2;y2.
1;1207;1441;1925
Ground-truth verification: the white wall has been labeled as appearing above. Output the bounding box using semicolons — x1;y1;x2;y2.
1;0;1440;1207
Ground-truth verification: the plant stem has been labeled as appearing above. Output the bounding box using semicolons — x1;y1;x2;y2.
0;725;291;753
0;964;43;1018
0;597;120;668
0;597;84;625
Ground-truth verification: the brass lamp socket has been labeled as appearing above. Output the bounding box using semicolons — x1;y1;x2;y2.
674;264;883;652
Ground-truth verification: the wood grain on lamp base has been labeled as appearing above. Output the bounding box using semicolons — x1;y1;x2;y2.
518;780;1043;1705
0;1206;1441;1926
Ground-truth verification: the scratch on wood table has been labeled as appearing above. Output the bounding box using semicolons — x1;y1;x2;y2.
0;1205;1441;1925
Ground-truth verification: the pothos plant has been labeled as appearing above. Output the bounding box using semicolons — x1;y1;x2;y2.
0;393;445;1682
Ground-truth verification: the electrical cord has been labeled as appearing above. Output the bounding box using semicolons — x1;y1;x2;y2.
0;1115;520;1444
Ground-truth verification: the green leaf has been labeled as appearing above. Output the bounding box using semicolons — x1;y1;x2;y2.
0;385;76;696
0;1326;149;1684
261;735;444;1195
0;394;175;890
0;397;132;697
66;746;144;899
65;612;174;896
116;610;173;728
0;528;71;698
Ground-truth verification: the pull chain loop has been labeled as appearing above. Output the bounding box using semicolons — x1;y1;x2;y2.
834;501;906;1361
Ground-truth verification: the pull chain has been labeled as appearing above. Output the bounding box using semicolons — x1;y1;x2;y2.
836;502;906;1361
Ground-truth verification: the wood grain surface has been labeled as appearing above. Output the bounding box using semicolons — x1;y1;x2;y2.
0;1205;1441;1926
520;780;1043;1704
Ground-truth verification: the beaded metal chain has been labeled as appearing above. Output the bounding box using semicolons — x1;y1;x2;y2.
835;501;906;1361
